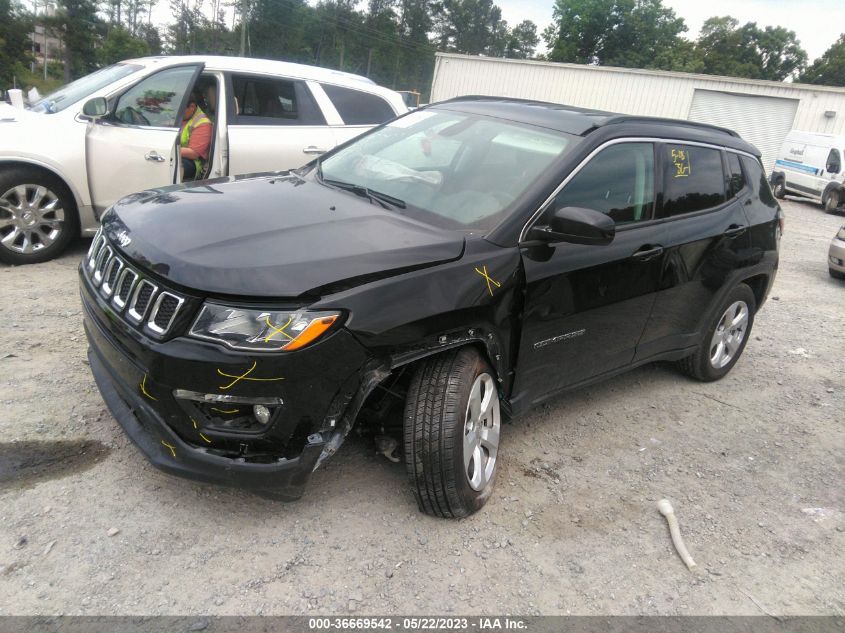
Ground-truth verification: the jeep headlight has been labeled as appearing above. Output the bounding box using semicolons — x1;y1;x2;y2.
189;303;340;352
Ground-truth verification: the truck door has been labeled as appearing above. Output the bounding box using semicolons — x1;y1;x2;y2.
85;64;203;214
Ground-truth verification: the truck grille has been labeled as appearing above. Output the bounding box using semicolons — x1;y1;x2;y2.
85;228;185;337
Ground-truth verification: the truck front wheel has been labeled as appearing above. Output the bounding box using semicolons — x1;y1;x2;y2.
404;347;501;518
0;167;79;265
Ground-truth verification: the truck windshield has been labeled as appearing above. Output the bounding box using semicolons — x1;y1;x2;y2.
30;63;143;114
318;109;575;231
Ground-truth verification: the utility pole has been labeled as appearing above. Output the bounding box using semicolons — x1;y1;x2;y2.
338;40;344;71
43;2;49;82
238;0;247;56
366;48;373;77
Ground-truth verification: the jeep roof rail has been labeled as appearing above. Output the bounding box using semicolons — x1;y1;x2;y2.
598;115;740;138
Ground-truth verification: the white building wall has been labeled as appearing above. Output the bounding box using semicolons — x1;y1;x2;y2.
430;53;845;137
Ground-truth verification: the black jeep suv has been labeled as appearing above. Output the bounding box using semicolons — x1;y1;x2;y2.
81;97;782;518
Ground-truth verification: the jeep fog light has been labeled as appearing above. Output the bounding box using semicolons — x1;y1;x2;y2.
253;405;271;425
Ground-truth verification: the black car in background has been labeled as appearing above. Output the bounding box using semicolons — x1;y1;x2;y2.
80;97;782;518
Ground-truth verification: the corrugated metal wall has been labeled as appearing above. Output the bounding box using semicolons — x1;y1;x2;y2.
431;54;845;138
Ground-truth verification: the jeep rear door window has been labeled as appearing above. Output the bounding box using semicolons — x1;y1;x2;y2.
113;66;197;128
551;142;655;224
229;75;325;125
321;83;396;125
318;109;575;231
659;144;726;218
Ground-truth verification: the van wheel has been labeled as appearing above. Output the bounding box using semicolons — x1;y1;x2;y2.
0;167;78;265
404;347;501;518
678;284;756;382
823;189;840;214
773;179;785;199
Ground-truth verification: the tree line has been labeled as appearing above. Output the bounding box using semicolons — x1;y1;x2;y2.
2;0;845;96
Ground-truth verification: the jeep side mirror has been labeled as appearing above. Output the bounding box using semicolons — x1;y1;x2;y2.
82;97;109;118
528;206;615;246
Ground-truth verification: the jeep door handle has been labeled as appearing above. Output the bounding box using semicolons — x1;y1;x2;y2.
724;224;748;238
631;245;664;261
302;146;327;155
144;151;166;162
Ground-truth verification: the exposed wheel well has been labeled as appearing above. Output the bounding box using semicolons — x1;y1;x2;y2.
742;274;769;311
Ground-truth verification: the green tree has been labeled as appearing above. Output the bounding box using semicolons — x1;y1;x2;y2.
800;33;845;86
99;24;149;65
693;16;807;80
433;0;507;56
0;0;33;86
505;20;538;59
52;0;102;81
544;0;687;70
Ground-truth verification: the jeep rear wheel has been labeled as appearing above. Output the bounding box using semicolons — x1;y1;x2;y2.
0;167;78;265
404;347;501;518
678;284;756;382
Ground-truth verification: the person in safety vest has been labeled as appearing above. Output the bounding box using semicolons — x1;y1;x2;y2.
179;91;212;180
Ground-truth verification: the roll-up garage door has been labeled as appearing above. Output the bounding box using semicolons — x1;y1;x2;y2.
688;89;798;174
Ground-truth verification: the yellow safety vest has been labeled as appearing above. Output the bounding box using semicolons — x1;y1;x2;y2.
180;106;211;176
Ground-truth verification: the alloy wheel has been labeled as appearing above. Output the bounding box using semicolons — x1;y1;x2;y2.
0;184;65;255
463;372;501;492
709;300;749;369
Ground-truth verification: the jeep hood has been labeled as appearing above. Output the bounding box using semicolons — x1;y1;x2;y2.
103;173;466;298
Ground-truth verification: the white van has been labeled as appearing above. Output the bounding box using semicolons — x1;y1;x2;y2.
771;130;845;212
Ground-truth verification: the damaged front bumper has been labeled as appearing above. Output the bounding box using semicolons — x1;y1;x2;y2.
80;266;374;500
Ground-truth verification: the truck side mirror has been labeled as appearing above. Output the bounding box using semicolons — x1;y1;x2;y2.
82;97;109;118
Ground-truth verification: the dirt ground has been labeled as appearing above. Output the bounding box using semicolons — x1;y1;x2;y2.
0;197;843;616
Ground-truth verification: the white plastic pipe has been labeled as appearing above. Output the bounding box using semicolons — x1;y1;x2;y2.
658;499;697;571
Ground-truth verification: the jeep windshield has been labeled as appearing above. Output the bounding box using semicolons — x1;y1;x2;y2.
318;108;576;231
30;63;143;114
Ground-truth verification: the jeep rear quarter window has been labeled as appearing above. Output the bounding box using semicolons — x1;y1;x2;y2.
659;144;726;218
321;83;395;125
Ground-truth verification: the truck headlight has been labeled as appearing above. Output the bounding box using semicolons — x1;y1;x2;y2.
189;303;340;352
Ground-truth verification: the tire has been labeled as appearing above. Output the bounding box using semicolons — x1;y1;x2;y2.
0;167;79;265
773;179;785;199
830;267;845;280
823;188;840;214
404;347;501;518
678;284;757;382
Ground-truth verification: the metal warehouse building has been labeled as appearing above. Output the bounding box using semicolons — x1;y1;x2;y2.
430;52;845;173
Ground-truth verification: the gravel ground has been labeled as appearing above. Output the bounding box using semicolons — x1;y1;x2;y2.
0;197;843;616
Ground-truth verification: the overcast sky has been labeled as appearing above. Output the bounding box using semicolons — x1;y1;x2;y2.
497;0;843;62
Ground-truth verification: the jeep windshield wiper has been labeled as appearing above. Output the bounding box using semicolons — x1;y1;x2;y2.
320;177;406;210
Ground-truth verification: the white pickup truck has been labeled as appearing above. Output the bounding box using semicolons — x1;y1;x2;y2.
0;55;407;264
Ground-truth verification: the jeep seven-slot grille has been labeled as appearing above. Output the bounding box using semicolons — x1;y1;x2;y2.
85;228;185;337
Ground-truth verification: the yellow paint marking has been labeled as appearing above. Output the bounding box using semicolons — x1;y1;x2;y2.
210;407;240;414
160;440;176;457
199;433;212;444
140;374;158;401
217;360;285;390
191;418;198;429
263;316;295;343
474;265;502;297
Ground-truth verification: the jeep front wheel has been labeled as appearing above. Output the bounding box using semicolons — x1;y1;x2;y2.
0;167;78;265
404;348;501;518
